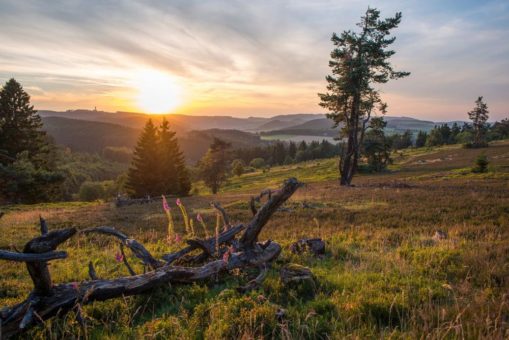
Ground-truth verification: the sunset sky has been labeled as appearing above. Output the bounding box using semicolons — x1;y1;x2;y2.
0;0;508;120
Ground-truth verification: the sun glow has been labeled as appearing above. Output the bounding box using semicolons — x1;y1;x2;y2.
134;69;182;114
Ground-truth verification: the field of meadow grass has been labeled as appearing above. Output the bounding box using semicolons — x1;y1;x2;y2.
1;141;509;339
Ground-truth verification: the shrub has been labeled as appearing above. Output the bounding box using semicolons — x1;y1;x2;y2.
231;159;244;177
79;181;105;201
249;158;265;169
472;154;489;173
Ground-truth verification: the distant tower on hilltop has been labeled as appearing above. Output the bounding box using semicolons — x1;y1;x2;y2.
94;106;97;112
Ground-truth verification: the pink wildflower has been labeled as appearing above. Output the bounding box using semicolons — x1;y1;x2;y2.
174;233;182;243
162;195;170;212
115;252;124;262
196;213;203;222
71;282;79;290
222;250;230;263
222;245;235;263
176;198;182;206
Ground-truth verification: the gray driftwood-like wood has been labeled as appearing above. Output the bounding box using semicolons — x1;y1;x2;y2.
0;178;302;338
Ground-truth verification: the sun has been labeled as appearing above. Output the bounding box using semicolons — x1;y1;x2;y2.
134;69;182;114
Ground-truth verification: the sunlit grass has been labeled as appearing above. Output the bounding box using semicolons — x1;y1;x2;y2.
1;140;509;338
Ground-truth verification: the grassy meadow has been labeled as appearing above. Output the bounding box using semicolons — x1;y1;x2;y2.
1;141;509;339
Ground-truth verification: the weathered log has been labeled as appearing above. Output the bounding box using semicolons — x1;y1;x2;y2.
0;242;282;337
0;178;301;338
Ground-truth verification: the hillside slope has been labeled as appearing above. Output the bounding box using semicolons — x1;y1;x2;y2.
41;116;267;163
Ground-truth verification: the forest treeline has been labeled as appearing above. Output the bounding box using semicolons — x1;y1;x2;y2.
1;78;509;203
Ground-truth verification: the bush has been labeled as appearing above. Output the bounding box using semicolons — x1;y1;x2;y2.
231;159;244;177
79;181;105;201
472;154;489;173
249;158;265;169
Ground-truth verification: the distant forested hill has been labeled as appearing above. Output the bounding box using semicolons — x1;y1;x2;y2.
41;116;267;164
42;116;140;153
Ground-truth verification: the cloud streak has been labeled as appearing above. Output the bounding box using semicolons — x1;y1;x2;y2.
0;0;507;120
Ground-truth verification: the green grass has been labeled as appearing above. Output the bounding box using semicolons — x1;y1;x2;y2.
1;140;509;338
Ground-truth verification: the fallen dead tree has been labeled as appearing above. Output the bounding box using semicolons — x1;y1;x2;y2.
0;178;302;338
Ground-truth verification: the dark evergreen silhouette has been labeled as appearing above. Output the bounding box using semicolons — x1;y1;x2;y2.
126;118;190;197
362;117;391;172
199;138;231;194
0;79;63;203
467;96;489;147
126;119;160;197
158;118;190;195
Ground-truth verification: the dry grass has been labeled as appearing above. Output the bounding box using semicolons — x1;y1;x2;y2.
1;141;509;339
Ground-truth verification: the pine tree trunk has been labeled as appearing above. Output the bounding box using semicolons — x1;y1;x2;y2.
339;95;361;186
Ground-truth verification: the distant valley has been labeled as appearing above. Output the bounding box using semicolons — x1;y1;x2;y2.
39;109;463;163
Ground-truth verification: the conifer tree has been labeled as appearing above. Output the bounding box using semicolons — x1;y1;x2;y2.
468;96;489;147
415;131;427;148
199;138;231;194
0;79;49;165
158;118;190;195
0;79;63;203
319;8;409;185
362;117;391;172
126;119;160;197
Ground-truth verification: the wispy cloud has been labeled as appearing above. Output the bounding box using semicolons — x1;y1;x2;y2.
0;0;507;119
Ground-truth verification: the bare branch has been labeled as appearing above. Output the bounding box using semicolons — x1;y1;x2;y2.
120;243;136;276
210;201;231;230
88;262;98;280
39;216;48;235
237;264;269;293
240;178;302;249
0;250;67;262
162;224;245;263
81;227;162;270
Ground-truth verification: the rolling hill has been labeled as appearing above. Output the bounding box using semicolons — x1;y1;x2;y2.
260;116;443;138
41;116;267;163
38;110;322;133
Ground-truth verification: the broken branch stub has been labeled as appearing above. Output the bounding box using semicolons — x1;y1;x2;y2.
240;178;302;249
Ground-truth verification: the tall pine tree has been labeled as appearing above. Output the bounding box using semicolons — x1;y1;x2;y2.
319;8;409;185
468;96;489;147
158;118;190;196
0;79;62;203
126;119;160;197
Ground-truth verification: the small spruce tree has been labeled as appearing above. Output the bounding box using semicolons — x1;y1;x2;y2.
467;96;489;147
